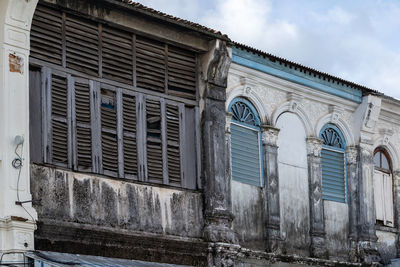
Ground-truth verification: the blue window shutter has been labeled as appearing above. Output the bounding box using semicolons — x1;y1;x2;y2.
231;123;261;186
321;148;346;203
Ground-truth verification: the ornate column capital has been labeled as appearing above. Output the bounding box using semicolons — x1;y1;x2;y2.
261;125;280;146
346;146;358;165
226;112;233;133
306;137;323;157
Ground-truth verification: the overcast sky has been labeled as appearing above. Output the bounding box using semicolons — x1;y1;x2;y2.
136;0;400;99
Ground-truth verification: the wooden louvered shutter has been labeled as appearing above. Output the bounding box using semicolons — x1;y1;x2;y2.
73;79;92;171
30;5;63;65
166;103;182;186
65;15;99;76
145;97;163;183
122;94;138;178
136;37;166;92
102;26;133;84
231;123;262;186
167;46;196;100
50;74;69;166
321;149;346;203
101;89;118;175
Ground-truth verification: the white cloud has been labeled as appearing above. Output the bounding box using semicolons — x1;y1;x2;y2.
135;0;400;98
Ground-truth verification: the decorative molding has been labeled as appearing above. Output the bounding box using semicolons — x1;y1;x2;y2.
329;105;344;124
226;112;232;133
306;137;323;157
287;92;304;112
261;125;280;146
346;146;358;165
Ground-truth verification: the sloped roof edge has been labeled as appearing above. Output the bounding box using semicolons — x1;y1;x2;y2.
109;0;230;41
233;42;381;97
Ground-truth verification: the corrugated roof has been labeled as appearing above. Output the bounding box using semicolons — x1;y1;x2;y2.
112;0;230;41
112;1;385;99
233;42;381;97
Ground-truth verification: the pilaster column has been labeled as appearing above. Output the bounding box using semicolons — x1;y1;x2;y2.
306;137;327;258
201;40;237;244
0;0;38;263
346;146;359;262
393;170;400;257
261;125;281;252
358;142;380;263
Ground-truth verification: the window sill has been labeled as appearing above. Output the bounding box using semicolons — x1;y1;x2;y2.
376;224;398;234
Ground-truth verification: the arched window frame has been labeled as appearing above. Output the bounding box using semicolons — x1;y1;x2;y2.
374;147;392;174
319;124;347;203
228;97;263;186
373;147;394;227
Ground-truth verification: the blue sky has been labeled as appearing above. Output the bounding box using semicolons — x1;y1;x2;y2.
136;0;400;98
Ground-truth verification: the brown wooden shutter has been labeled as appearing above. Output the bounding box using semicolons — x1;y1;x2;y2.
65;15;99;76
136;37;166;92
166;104;181;186
101;89;118;175
167;46;196;100
51;75;68;165
30;5;63;65
123;94;138;178
146;97;163;183
102;26;133;84
75;81;92;171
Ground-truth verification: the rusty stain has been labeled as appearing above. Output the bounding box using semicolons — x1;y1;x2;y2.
11;216;28;222
9;53;24;74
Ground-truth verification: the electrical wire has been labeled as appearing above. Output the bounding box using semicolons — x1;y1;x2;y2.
13;143;35;223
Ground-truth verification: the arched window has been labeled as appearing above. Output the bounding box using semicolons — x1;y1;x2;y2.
229;98;263;186
319;124;347;203
373;148;393;227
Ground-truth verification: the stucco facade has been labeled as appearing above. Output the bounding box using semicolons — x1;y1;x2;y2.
0;0;400;266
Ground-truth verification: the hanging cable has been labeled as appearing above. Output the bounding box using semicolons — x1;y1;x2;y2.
12;141;35;223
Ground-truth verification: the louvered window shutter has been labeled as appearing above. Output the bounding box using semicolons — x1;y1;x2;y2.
102;26;133;84
167;46;196;100
383;173;394;226
136;37;166;92
30;5;63;65
374;170;385;222
231;123;262;186
101;89;118;175
321;149;346;203
73;79;92;171
122;94;138;178
166;103;182;186
145;97;163;183
50;74;69;166
65;15;99;76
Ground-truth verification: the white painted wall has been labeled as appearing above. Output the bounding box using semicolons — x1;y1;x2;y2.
277;112;310;256
324;201;349;260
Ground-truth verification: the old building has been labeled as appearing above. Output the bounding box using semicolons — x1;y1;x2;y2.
0;0;400;266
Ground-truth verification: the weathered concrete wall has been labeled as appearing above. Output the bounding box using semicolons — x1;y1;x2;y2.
30;164;203;238
376;230;397;263
231;180;264;249
324;201;349;260
276;112;310;256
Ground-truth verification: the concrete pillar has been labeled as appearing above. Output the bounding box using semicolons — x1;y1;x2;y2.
358;142;380;263
0;0;38;263
306;137;327;258
393;170;400;257
261;125;282;252
201;40;237;244
346;146;359;262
